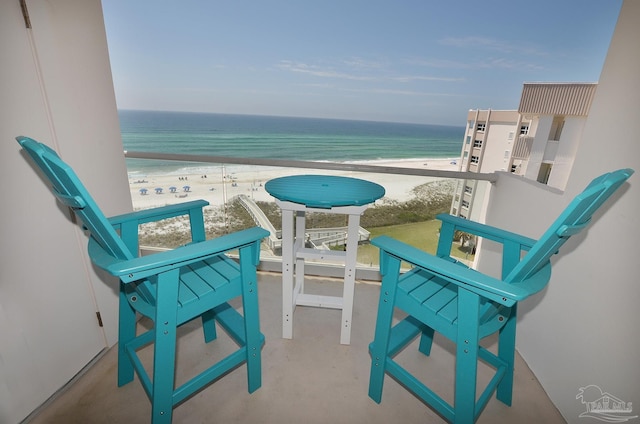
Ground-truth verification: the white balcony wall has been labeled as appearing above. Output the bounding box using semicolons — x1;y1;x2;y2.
0;0;130;422
524;115;553;181
541;140;559;162
478;1;638;421
547;116;588;189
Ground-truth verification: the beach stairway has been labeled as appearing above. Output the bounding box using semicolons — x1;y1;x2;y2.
236;194;280;251
236;194;371;256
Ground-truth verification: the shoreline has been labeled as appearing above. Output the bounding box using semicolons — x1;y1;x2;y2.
129;157;460;210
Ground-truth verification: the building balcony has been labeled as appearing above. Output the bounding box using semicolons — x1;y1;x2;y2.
6;1;638;422
512;136;534;160
25;155;569;423
542;139;559;162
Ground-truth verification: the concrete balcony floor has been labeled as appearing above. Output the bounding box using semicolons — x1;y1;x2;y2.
29;272;565;424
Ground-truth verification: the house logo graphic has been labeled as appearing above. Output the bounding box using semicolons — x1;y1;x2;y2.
576;385;637;422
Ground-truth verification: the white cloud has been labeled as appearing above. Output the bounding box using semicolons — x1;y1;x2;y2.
390;75;464;83
340;87;464;97
277;60;464;83
276;61;375;81
440;35;549;57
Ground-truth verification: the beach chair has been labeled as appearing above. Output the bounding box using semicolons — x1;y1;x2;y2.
368;168;633;424
17;136;270;424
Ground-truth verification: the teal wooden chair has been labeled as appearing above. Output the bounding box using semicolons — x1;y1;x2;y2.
368;168;633;423
17;136;270;423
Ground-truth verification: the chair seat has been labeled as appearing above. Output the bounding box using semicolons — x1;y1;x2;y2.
124;254;244;325
396;268;512;342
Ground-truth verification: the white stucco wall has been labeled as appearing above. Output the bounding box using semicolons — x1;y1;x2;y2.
1;1;131;422
480;1;638;421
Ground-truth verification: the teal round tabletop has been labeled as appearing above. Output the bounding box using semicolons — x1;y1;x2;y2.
265;175;385;209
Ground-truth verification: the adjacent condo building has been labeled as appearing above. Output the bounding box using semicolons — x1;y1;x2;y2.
451;82;598;221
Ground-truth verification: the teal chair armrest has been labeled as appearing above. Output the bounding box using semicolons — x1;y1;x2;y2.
436;214;538;276
109;200;210;253
437;213;537;249
89;227;270;283
372;235;536;306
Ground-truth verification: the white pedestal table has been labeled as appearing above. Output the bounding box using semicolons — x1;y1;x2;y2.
265;175;385;344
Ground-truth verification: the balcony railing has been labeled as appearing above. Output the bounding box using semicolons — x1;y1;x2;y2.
512;135;534;159
125;151;494;277
124;151;496;181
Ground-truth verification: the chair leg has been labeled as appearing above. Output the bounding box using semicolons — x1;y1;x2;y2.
454;289;481;424
151;270;180;424
496;304;517;406
201;309;218;343
118;283;136;387
368;254;401;403
418;326;435;356
239;244;262;394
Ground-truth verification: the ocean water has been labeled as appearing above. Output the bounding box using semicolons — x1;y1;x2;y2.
119;110;464;176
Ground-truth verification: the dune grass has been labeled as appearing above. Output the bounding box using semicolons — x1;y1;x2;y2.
138;180;475;268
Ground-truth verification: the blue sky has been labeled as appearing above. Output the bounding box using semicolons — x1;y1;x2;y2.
102;0;622;126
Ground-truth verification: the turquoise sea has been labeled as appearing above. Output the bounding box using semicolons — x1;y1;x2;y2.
119;110;464;176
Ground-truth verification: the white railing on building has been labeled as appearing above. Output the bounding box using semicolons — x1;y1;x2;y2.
512;136;534;159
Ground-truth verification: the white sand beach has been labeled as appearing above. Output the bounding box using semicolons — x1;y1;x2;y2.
129;158;459;210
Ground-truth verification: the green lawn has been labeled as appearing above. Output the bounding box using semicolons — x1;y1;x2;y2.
357;220;474;267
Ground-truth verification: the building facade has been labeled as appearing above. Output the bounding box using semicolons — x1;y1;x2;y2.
450;83;597;220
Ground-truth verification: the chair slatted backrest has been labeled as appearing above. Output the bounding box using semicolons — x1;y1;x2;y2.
506;168;633;285
17;137;134;261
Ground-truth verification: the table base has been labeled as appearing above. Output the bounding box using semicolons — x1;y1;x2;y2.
279;200;367;345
